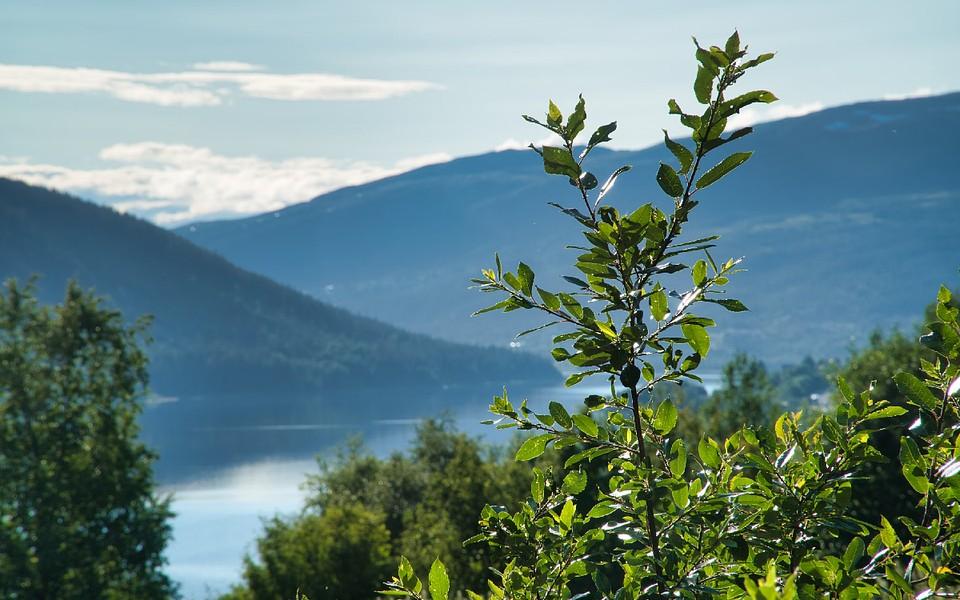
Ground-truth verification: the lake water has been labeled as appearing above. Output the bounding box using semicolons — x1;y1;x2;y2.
157;376;720;598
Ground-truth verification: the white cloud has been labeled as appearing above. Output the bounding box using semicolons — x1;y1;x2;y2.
191;61;263;72
494;132;565;152
726;101;825;130
882;87;935;101
0;63;441;107
0;143;451;225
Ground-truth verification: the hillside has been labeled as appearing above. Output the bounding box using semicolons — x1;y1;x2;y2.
0;180;560;476
179;93;960;365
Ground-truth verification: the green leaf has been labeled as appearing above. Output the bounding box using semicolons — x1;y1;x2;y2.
429;558;450;600
587;121;617;149
398;555;417;589
671;483;689;509
864;405;908;421
563;470;587;495
472;299;510;316
704;298;748;312
547;100;562;127
719;90;778;119
900;437;929;493
595;320;617;340
893;372;939;411
738;52;775;71
899;436;923;469
503;272;522;292
566;95;587;140
938;285;952;304
531;468;545;503
515;434;553;461
725;30;740;57
663;130;694;175
654;399;678;434
587;501;616;519
542;146;580;178
843;537;865;570
549;401;572;429
656;163;684;197
885;566;911;594
517;262;535;296
879;516;900;549
694;66;713;104
515;321;559;339
536;287;560;311
650;288;669;321
669;438;687;478
681;323;711;358
573;414;599;437
692;259;707;286
695;152;752;190
559;499;576;529
699;437;721;469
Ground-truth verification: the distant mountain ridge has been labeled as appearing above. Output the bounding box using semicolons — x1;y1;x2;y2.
178;92;960;365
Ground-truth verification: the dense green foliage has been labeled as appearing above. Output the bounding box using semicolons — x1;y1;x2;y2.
222;421;554;599
0;280;175;599
383;33;960;599
832;295;960;548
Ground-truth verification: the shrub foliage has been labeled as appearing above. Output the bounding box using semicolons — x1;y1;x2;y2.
384;33;960;599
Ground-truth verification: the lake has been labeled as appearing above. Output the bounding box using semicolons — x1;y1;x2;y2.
154;376;720;598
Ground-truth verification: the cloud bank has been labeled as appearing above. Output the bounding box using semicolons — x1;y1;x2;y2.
726;101;826;129
0;63;441;107
0;143;451;225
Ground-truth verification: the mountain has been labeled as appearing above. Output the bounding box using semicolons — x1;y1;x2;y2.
179;93;960;366
0;179;559;477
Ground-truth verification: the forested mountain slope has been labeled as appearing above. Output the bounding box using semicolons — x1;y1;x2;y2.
180;93;960;364
0;178;556;397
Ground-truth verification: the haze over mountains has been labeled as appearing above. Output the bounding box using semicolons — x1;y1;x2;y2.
180;93;960;366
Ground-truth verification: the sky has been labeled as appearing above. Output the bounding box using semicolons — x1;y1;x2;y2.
1;1;958;225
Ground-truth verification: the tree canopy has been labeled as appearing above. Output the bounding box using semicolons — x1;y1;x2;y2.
0;280;175;599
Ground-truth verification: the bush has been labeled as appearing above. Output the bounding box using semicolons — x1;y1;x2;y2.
384;32;960;599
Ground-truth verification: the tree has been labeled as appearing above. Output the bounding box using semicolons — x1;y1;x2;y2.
221;505;393;600
700;352;777;440
0;280;175;599
384;33;960;599
226;419;553;599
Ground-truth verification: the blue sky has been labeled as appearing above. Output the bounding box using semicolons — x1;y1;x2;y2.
2;1;957;224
